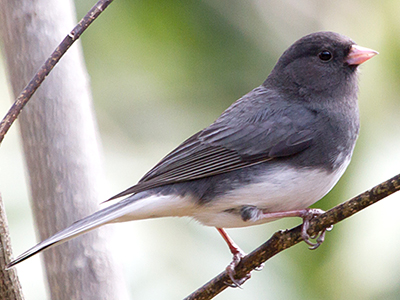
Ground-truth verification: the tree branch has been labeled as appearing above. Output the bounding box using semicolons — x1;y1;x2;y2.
0;0;113;145
185;173;400;300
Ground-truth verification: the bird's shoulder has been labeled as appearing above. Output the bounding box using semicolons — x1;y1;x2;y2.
199;85;319;157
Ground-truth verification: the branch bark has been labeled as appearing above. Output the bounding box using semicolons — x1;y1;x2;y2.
0;1;128;299
0;194;24;300
185;173;400;300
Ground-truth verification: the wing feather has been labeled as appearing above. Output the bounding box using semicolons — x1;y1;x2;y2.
108;87;318;201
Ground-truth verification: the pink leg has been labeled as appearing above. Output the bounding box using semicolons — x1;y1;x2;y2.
216;228;245;257
216;208;330;287
216;228;250;287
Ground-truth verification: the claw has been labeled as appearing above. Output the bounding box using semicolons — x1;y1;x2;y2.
300;208;332;250
224;249;265;287
225;248;250;288
255;262;265;271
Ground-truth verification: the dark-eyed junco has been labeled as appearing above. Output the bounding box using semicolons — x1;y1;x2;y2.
7;31;377;285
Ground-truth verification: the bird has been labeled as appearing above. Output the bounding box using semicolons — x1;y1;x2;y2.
7;31;377;286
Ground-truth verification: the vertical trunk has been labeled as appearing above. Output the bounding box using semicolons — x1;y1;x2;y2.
0;1;128;299
0;194;24;300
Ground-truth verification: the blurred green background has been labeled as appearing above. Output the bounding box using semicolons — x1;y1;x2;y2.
1;0;400;299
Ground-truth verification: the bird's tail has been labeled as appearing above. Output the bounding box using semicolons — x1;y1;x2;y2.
7;192;189;268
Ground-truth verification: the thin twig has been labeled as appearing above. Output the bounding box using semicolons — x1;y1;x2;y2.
0;0;114;145
184;173;400;300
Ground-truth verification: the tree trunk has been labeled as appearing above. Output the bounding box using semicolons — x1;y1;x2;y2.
0;1;129;299
0;194;24;300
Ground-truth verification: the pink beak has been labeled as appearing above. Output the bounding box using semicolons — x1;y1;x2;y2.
346;45;378;65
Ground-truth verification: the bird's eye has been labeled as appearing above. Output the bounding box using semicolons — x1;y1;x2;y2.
318;50;332;61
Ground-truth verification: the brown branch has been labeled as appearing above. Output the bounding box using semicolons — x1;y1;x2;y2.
185;173;400;300
0;0;114;145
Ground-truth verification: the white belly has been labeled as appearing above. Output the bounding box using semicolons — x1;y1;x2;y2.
192;161;349;228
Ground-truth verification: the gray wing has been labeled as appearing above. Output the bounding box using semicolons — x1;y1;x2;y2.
108;88;317;200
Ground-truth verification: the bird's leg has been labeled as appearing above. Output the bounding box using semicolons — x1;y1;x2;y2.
216;208;331;287
216;227;251;287
258;208;332;249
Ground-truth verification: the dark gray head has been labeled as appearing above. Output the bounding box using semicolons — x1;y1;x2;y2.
264;31;377;101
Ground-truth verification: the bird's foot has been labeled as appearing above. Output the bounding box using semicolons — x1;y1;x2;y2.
224;248;251;288
300;208;333;250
